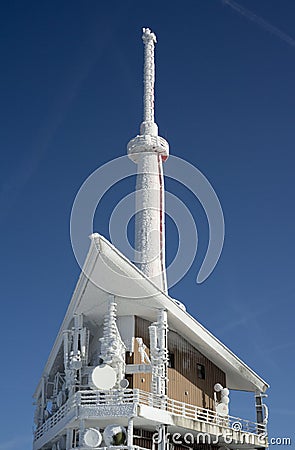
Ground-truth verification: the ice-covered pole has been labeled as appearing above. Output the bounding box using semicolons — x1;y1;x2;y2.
141;28;156;133
127;28;169;293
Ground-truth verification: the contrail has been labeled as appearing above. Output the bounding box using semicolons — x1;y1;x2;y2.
223;0;295;48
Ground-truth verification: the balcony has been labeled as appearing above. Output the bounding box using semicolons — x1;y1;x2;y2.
34;389;267;449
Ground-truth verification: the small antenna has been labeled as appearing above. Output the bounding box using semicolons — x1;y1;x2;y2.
141;28;157;129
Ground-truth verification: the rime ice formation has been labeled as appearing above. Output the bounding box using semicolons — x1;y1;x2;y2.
99;297;126;386
127;28;169;293
32;28;269;450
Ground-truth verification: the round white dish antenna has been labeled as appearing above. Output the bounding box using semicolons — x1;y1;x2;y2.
120;378;129;389
83;428;102;448
91;364;117;390
216;403;229;416
214;383;223;392
103;424;127;446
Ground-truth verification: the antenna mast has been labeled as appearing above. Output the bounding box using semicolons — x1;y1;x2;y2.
127;28;169;292
141;28;157;133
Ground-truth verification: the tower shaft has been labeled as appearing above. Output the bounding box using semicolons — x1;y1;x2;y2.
135;152;166;290
127;28;169;293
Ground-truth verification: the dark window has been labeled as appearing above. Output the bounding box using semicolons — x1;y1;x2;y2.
125;374;133;389
125;351;134;364
168;352;175;368
197;363;205;379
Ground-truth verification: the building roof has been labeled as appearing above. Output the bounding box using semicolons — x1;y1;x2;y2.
34;233;269;398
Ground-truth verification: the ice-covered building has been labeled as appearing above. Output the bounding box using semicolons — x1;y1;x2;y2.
33;28;269;450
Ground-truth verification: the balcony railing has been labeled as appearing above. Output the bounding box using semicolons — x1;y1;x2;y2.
34;396;77;441
34;389;267;442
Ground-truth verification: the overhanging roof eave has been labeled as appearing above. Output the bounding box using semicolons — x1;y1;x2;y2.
33;234;269;398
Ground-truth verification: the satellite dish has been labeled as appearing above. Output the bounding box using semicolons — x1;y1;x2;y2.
120;379;129;389
91;364;117;390
216;403;229;416
103;425;127;446
83;428;102;448
214;383;223;392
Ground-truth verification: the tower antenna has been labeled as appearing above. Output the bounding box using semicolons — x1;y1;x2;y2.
127;28;169;292
141;27;157;133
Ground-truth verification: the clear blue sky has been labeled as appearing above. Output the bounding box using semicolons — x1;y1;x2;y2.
1;1;294;448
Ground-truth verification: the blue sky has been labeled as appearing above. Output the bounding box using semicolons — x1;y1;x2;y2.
1;0;295;448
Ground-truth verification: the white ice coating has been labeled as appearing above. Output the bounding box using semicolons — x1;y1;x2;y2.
142;28;156;128
149;309;168;396
135;152;166;290
127;28;169;293
99;297;126;386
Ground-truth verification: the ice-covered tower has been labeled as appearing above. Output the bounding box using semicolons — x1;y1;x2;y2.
127;28;169;293
32;28;269;450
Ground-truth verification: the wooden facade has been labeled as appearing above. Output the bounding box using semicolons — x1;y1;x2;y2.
133;429;154;450
133;317;226;410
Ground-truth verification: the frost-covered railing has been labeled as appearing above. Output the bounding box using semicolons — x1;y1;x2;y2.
78;389;137;405
78;389;266;435
152;394;266;435
34;396;76;441
34;389;267;442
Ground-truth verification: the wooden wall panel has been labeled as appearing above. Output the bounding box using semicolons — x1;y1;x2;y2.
134;316;226;409
133;429;154;449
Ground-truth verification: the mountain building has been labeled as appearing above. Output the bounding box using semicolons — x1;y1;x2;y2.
33;28;269;450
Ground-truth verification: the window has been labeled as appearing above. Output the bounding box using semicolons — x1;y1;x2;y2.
125;351;134;364
197;363;205;379
168;352;175;368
